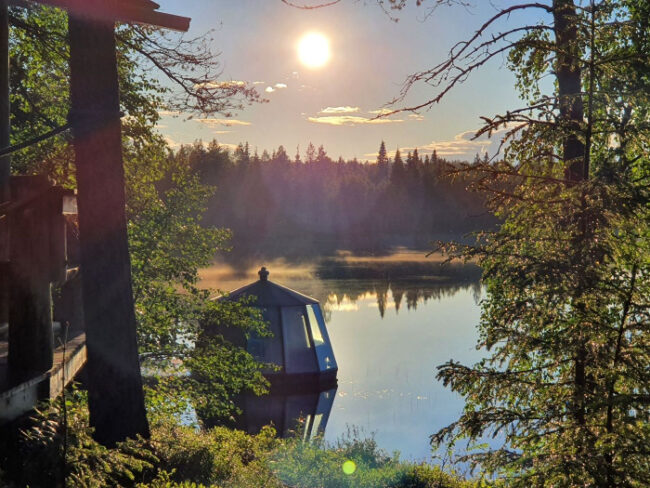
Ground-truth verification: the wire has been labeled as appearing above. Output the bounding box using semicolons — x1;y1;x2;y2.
0;122;71;158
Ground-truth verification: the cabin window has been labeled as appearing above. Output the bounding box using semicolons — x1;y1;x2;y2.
281;306;318;373
307;304;338;371
306;305;325;346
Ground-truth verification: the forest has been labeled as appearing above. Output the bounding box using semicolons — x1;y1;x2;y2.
175;140;496;259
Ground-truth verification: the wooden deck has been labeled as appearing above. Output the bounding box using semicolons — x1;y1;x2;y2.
0;323;86;425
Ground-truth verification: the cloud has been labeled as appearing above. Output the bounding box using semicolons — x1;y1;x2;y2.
367;109;423;120
362;128;510;162
308;115;404;126
368;108;394;115
195;80;247;90
195;118;252;127
213;130;232;134
411;129;507;159
253;81;265;85
320;106;360;114
218;142;240;152
266;83;288;93
158;109;185;117
163;136;180;149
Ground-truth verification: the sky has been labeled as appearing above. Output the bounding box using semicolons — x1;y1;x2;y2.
154;1;547;162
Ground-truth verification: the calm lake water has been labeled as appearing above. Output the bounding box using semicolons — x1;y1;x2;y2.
199;249;484;462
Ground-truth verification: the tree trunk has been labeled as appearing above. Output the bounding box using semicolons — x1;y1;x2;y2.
553;0;586;183
68;12;149;446
553;0;589;456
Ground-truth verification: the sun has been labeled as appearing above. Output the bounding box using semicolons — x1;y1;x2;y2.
298;32;330;69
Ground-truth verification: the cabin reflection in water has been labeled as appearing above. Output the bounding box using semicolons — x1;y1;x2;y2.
215;267;338;387
219;386;338;440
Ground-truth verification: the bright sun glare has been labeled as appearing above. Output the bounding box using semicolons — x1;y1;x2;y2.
298;32;330;69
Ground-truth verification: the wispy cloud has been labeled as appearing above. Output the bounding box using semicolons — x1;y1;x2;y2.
213;130;232;134
218;142;240;152
266;83;288;93
363;128;508;161
195;118;252;127
195;80;247;90
158;109;185;117
308;115;404;126
408;113;425;121
409;129;506;159
163;136;180;149
368;108;394;116
320;106;360;114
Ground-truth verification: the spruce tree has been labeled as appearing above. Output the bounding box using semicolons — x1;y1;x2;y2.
377;140;388;168
390;148;405;185
392;1;650;485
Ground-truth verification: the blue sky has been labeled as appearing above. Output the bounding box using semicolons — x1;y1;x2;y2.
154;1;546;161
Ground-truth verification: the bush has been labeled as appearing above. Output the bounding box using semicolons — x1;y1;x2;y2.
272;428;479;488
0;390;482;488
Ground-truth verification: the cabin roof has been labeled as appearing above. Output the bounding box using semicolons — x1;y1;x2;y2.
221;268;319;307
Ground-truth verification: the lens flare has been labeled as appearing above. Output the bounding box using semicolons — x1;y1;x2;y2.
342;460;356;475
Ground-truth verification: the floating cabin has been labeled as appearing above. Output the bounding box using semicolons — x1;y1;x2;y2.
215;267;338;387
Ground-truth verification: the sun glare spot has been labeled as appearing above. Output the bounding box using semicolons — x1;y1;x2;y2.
298;32;330;69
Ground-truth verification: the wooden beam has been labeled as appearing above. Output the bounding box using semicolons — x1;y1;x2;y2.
68;12;150;446
0;333;86;425
26;0;190;31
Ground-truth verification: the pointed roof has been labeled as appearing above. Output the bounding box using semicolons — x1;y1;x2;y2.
222;267;318;307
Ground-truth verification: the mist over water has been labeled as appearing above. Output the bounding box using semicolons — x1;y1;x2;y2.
199;249;484;462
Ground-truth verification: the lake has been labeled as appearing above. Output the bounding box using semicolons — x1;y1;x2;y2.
198;249;484;462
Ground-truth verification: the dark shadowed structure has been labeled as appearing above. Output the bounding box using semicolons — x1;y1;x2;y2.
217;267;338;387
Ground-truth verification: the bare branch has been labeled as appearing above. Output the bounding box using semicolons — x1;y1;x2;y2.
280;0;341;9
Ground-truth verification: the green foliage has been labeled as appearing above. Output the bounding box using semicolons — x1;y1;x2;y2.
6;389;158;487
399;1;650;486
273;429;479;488
149;422;280;487
1;391;481;488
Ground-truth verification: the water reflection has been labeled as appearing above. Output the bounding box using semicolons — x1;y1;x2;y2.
200;249;483;319
200;386;338;440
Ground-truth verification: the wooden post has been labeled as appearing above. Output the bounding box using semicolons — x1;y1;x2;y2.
68;12;149;445
8;176;54;383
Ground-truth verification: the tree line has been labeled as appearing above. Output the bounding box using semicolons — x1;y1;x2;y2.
173;139;497;260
